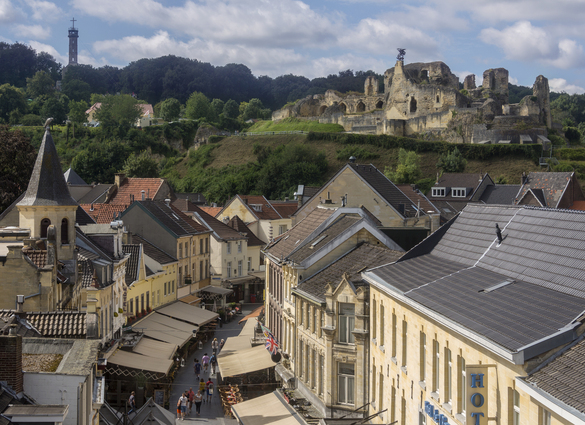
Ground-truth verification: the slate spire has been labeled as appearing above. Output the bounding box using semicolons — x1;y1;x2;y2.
17;129;77;206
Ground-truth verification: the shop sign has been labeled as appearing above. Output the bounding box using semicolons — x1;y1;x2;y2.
424;401;450;425
466;365;489;425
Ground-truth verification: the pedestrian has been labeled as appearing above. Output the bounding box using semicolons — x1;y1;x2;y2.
179;392;188;420
176;397;181;419
194;358;201;378
202;353;210;373
199;378;206;403
128;391;136;414
206;378;214;403
187;387;195;415
219;339;225;352
210;353;217;375
211;337;219;354
194;390;203;416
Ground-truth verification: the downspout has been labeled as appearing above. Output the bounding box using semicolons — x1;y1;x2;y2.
365;295;370;420
77;383;82;425
22;282;43;306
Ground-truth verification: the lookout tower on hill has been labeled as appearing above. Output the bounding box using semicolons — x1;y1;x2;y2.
68;17;78;65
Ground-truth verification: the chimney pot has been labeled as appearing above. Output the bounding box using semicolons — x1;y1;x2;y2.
141;190;145;201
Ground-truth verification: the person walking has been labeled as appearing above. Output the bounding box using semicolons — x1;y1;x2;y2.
128;391;136;414
201;353;210;373
210;353;217;375
187;387;195;415
211;338;219;354
194;358;201;378
219;339;225;352
179;392;188;420
194;390;203;416
199;379;206;403
205;378;214;403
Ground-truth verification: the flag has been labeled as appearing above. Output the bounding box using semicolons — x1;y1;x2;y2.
259;322;279;354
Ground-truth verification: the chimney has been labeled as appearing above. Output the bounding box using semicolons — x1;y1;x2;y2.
114;173;126;188
0;326;23;394
90;203;94;211
165;198;171;207
141;190;145;201
521;172;528;185
349;156;356;163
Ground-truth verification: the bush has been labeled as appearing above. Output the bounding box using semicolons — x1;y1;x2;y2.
336;145;380;161
20;114;43;126
436;147;467;172
548;135;566;146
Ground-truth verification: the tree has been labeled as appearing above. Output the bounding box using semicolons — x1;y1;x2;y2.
159;98;181;122
68;100;89;123
26;71;55;98
0;84;27;124
436;147;467;172
40;94;69;124
211;99;224;119
223;99;239;119
121;150;159;178
240;98;271;121
95;94;142;129
0;125;36;213
61;79;91;103
185;92;213;121
384;148;421;183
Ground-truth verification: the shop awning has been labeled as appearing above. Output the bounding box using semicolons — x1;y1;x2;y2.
218;344;274;377
225;275;257;285
231;391;304;425
239;305;264;324
178;294;201;305
197;285;233;295
134;337;176;360
133;312;194;347
107;350;173;375
157;301;219;326
275;364;295;383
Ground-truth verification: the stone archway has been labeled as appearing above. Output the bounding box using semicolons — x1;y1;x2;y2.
318;105;327;115
356;101;366;112
376;100;383;109
339;103;347;114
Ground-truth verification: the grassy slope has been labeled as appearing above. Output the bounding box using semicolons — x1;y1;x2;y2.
247;119;345;133
178;134;541;185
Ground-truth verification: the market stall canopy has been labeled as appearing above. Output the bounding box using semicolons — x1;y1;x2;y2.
107;350;173;375
231;391;304;425
157;301;219;326
218;344;274;377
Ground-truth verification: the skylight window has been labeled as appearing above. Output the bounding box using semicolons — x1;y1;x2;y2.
310;235;327;248
479;279;515;293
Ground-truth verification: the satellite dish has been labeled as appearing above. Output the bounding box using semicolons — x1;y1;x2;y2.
271;352;282;363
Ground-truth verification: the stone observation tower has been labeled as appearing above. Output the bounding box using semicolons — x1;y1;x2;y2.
68;17;78;65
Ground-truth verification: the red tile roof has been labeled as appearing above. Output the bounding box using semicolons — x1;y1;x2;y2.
271;201;298;218
80;204;128;224
236;195;282;220
109;178;164;205
22;248;48;268
201;206;222;217
138;104;154;117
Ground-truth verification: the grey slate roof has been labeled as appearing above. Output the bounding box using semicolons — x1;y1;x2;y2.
348;163;419;217
295;243;403;302
122;244;141;286
525;337;585;415
131;234;177;265
175;199;245;241
75;184;113;204
515;172;573;208
17;130;77;207
227;215;266;246
64;168;87;185
478;185;521;205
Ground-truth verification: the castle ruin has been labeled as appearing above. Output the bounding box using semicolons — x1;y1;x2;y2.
272;60;552;144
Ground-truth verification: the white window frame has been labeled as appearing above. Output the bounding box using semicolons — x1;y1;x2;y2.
432;187;446;197
237;241;242;253
452;187;467;198
227;262;232;278
227;242;231;254
338;363;355;405
238;260;242;276
513;389;520;425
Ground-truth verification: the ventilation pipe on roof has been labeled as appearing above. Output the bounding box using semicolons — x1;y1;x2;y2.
141;190;145;201
165;198;171;207
90;203;94;211
349;156;356;163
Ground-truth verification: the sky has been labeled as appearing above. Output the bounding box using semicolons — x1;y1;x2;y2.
1;0;585;94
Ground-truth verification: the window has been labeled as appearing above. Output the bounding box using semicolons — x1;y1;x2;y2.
432;187;446;197
129;299;133;314
372;359;376;404
540;407;551;425
237;241;242;253
313;308;318;334
248;257;251;271
146;291;150;309
164;282;167;296
339;303;355;343
227;262;232;278
141;294;144;312
299;301;303;326
200;238;203;255
200;261;203;280
185;242;188;257
391;384;396;423
445;348;452;403
299;341;303;377
238;260;242;276
459;357;466;414
279;225;287;235
179;244;183;258
205;238;208;253
420;332;426;382
512;388;520;425
205;260;208;278
318;311;323;338
372;300;377;342
402;320;408;367
311;349;316;388
452;188;467;198
40;218;51;238
433;340;440;394
135;297;139;314
378;369;384;409
379;304;385;346
401;393;407;425
227;242;231;254
172;280;175;293
338;363;355;405
392;312;397;357
157;289;160;305
319;355;324;395
61;218;69;244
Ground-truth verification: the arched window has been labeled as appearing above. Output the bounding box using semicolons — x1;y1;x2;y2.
356;101;366;112
376;100;383;109
40;218;51;238
61;218;69;244
410;96;417;113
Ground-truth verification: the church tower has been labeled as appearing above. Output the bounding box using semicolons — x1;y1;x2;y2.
68;17;78;65
17;128;78;261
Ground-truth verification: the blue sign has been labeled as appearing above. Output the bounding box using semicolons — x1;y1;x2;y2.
424;401;450;425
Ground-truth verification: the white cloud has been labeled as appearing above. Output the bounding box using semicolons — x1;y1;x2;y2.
14;24;51;39
549;78;585;95
28;40;67;63
24;0;63;22
0;0;24;23
480;21;585;69
508;76;519;85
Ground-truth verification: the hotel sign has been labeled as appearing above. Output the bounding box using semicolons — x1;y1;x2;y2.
466;365;489;425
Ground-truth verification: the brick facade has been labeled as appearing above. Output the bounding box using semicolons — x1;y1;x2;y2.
0;331;23;394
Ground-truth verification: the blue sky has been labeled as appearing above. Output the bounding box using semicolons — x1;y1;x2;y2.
1;0;585;94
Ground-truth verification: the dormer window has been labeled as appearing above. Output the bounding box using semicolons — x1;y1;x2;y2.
452;188;467;198
251;204;262;212
432;187;446;197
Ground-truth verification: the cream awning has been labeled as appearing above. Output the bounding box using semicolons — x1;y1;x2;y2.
157;301;219;326
107;350;173;375
134;337;176;360
218;344;274;377
231;391;304;425
132;312;194;347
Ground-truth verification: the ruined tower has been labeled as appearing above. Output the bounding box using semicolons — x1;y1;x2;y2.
364;76;379;96
533;75;552;128
68;17;78;65
482;68;509;103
